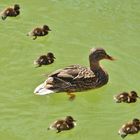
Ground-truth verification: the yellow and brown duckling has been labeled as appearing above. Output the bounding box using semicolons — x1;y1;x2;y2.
114;91;140;103
48;116;76;133
34;52;55;67
0;4;20;20
27;25;51;40
34;48;114;100
118;118;140;138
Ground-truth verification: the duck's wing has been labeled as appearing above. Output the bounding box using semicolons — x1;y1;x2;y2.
33;28;42;34
116;92;129;100
48;64;95;80
35;65;96;95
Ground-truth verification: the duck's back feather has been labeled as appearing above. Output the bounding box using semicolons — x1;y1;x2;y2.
48;64;95;80
45;64;104;92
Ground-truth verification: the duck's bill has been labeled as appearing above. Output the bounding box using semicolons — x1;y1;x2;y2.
106;54;115;61
34;83;54;95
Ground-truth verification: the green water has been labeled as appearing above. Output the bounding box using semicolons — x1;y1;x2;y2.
0;0;140;140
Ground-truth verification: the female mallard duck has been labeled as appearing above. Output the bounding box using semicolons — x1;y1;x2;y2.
118;118;140;138
34;48;114;100
0;4;20;20
34;52;55;67
114;91;140;103
48;116;76;133
27;25;51;40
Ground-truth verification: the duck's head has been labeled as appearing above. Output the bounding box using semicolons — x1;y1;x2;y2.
47;52;55;59
65;116;76;123
130;91;140;98
14;4;20;10
89;48;114;62
43;25;51;31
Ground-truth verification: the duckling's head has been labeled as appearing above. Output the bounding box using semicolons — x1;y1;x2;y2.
132;118;140;125
89;48;114;62
43;25;51;31
130;91;140;98
14;4;20;10
65;116;76;123
47;52;55;59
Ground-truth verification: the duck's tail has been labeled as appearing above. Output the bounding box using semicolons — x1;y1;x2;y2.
34;77;71;95
27;31;33;36
118;129;127;138
0;12;6;20
34;83;58;95
34;77;59;95
113;95;120;103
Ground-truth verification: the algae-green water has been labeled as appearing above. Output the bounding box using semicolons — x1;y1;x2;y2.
0;0;140;140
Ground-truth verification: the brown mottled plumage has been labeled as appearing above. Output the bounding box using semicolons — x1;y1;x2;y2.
27;25;51;40
34;48;114;100
114;91;140;103
34;52;55;67
0;4;20;20
118;118;140;138
48;116;76;133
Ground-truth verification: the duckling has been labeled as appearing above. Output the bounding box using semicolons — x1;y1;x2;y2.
48;116;76;133
34;48;114;100
0;4;20;20
118;118;140;138
27;25;51;40
34;52;55;67
114;91;140;103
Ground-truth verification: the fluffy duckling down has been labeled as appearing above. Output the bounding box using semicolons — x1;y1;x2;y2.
0;4;20;20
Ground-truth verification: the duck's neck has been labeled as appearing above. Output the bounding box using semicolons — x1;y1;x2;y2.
89;57;109;86
89;59;102;72
66;121;74;128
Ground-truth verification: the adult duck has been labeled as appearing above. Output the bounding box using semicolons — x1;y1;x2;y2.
0;4;20;20
34;48;114;100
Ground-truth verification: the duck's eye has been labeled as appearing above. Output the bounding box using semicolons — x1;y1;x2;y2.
95;52;105;59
